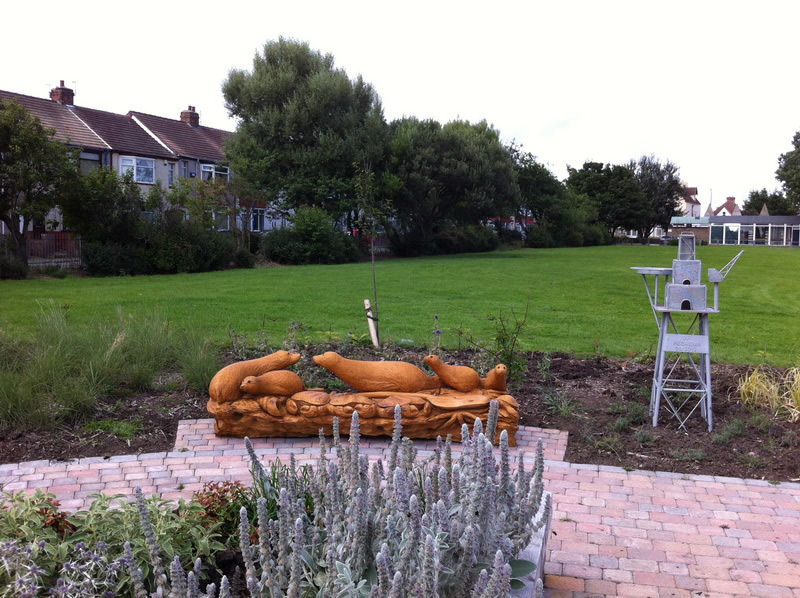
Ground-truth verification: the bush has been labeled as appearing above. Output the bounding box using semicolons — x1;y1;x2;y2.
524;226;553;249
144;220;239;274
579;224;610;247
259;207;359;265
82;219;245;276
81;241;148;276
497;227;525;249
0;252;27;279
0;489;226;595
433;224;499;254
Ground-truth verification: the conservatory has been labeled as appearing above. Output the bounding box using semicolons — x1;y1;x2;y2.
671;215;800;246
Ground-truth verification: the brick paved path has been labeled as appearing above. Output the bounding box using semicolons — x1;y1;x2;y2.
1;419;799;597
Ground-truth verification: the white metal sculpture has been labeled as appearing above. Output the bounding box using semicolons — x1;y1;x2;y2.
632;234;743;431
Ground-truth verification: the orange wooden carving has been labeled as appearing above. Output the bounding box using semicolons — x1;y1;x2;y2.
207;352;519;445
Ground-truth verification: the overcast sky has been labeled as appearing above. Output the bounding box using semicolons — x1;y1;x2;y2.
4;0;799;210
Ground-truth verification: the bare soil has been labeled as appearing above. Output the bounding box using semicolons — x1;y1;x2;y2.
1;348;798;482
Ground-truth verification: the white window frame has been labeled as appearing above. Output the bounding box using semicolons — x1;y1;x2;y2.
200;164;230;182
213;211;230;231
167;162;175;187
120;156;155;184
251;208;265;232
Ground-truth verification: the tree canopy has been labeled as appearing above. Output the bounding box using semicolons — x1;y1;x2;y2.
629;155;683;242
566;161;648;236
776;130;800;211
384;117;518;255
742;188;796;216
0;99;76;264
223;37;385;216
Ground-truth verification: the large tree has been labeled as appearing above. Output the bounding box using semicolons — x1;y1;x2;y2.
629;155;683;243
385;117;519;255
508;143;566;228
776;130;800;211
742;188;796;216
566;161;647;237
222;38;385;218
0;99;76;264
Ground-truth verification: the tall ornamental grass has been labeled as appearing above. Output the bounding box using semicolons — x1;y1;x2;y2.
0;303;216;430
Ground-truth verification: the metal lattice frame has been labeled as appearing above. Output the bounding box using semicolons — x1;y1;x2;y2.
632;235;742;432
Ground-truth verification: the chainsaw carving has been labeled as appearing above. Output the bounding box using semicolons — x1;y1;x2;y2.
207;351;519;445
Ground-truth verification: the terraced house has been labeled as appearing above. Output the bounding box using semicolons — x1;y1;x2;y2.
0;81;235;261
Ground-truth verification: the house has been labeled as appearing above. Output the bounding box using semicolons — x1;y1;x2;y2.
680;187;702;218
0;81;232;237
712;197;742;217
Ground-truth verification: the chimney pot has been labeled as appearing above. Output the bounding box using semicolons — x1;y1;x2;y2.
50;80;74;105
180;105;200;126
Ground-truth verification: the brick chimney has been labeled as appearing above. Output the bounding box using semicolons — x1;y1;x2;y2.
50;80;74;105
180;105;199;126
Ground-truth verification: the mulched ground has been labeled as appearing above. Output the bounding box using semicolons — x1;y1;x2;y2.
1;347;798;482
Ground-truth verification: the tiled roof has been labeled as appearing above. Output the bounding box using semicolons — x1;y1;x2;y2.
129;111;229;162
71;106;174;160
713;198;741;216
0;90;108;150
682;186;700;204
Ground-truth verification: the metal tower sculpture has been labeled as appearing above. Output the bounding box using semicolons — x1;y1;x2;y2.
632;234;742;431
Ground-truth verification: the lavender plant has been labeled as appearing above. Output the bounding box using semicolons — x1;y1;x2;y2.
0;403;548;596
141;401;549;597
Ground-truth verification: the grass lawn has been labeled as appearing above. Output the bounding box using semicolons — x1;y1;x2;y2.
1;245;798;365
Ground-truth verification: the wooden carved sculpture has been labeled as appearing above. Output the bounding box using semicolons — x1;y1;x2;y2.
208;351;519;445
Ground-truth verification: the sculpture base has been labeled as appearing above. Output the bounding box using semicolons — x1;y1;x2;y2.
208;389;519;446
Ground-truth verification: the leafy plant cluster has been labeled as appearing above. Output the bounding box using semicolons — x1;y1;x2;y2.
0;489;225;596
0;408;549;597
61;168;254;277
258;206;360;265
0;303;219;430
0;236;29;280
453;305;530;381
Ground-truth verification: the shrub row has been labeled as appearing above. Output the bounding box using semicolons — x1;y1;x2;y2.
83;219;254;277
258;206;360;265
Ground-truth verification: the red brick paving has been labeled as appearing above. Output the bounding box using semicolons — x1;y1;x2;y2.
1;419;799;597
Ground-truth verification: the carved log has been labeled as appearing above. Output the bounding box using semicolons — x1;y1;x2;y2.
208;353;519;445
208;389;519;446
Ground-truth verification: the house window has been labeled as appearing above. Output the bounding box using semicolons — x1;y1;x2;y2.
120;156;155;184
251;208;265;232
214;212;230;231
201;164;230;182
181;160;189;178
79;152;101;176
167;163;175;186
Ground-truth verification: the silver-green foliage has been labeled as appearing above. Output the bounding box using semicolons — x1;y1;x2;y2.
133;402;550;597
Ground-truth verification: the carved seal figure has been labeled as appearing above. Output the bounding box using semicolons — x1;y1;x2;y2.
423;355;482;393
240;370;305;397
209;351;301;403
312;351;440;393
481;364;508;392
